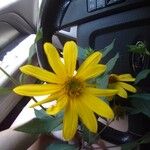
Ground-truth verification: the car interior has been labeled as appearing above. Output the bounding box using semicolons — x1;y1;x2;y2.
0;0;150;149
0;0;39;125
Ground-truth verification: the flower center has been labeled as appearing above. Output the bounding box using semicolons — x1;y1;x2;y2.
109;75;118;83
65;78;84;98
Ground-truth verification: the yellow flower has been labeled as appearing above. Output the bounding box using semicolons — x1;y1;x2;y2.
108;74;137;99
13;41;117;140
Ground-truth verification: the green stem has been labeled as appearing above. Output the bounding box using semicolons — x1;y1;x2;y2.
95;120;113;140
32;97;46;111
0;66;47;111
0;66;19;85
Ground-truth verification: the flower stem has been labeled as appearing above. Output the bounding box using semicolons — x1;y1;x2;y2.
0;66;46;111
0;66;19;85
95;120;113;140
32;97;46;111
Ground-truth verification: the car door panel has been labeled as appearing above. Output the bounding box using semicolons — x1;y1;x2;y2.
0;22;19;49
0;0;38;123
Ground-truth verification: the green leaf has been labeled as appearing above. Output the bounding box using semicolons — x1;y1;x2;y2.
135;69;150;84
78;47;94;60
35;109;63;131
39;0;47;21
81;124;97;144
124;106;141;115
52;123;63;131
78;46;85;60
132;100;150;117
34;109;50;119
121;142;138;150
0;87;12;95
96;74;109;89
129;94;150;101
19;73;29;84
128;45;146;54
46;142;78;150
95;53;119;89
15;111;63;134
129;95;150;117
15;118;53;134
78;39;115;61
35;28;43;43
102;39;115;58
128;41;149;55
105;53;119;73
28;43;36;64
140;132;150;144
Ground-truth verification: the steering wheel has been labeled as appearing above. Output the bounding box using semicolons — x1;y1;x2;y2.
36;0;150;145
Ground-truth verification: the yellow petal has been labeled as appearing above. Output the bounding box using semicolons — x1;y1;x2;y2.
109;83;128;98
30;94;58;108
46;96;68;115
81;94;114;119
86;87;118;97
44;43;66;76
117;86;128;98
13;84;62;96
118;88;128;98
63;100;78;140
77;51;102;75
118;82;137;93
76;64;106;80
63;41;78;76
76;99;97;133
20;65;63;83
118;74;135;82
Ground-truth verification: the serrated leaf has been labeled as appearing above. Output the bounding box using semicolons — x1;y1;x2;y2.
105;53;119;73
135;69;150;84
15;118;53;134
96;74;109;89
102;39;115;58
46;142;78;150
35;28;43;43
0;87;12;95
15;112;63;134
121;142;138;150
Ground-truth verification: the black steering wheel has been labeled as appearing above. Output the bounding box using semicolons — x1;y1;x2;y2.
36;0;150;145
